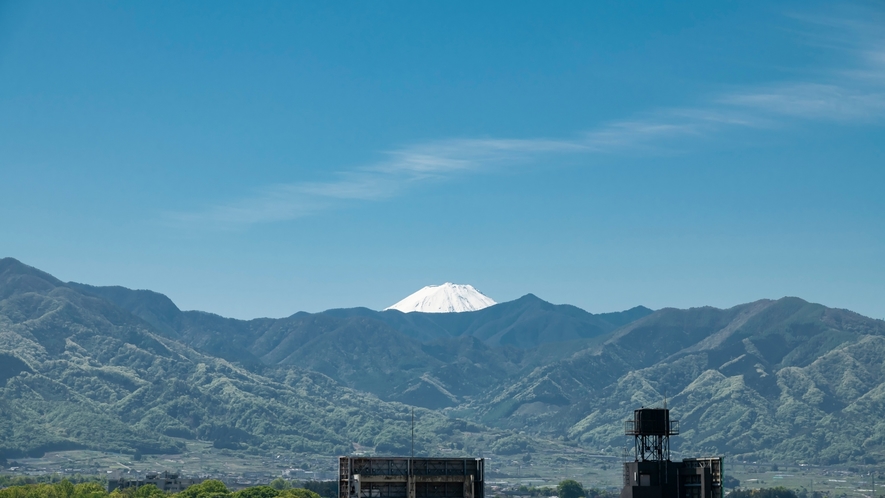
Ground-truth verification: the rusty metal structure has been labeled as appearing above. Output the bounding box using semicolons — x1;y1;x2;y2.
339;457;484;498
620;407;722;498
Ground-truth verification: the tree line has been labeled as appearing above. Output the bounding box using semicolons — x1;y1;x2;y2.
0;479;322;498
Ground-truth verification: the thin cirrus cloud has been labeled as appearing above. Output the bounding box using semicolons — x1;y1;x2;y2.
171;12;885;228
722;83;885;121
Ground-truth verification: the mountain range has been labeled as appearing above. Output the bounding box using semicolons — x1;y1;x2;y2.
2;256;885;466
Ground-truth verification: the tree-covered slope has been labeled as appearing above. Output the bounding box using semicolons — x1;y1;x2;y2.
0;258;479;459
8;257;885;465
467;298;885;464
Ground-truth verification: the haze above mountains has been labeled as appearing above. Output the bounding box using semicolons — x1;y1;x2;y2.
2;256;885;466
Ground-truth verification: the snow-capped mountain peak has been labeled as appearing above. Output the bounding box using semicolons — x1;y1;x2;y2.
384;283;496;313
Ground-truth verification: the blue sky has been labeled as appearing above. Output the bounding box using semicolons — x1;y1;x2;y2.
1;1;883;319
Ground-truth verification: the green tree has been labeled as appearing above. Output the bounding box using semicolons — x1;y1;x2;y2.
491;436;533;455
58;480;76;498
557;480;585;498
73;482;106;498
132;485;165;498
0;484;31;498
233;487;278;498
299;482;335;498
584;489;617;498
176;480;230;498
280;490;321;498
269;479;291;491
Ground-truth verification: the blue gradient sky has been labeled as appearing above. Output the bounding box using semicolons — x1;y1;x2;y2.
1;1;883;319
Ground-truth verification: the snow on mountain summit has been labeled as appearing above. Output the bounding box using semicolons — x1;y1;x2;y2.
384;283;497;313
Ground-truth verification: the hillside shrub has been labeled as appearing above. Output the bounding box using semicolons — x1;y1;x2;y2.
491;435;534;455
557;480;585;498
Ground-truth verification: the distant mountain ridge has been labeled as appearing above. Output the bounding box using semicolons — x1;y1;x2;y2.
4;256;885;465
69;281;652;408
326;294;651;345
69;283;650;350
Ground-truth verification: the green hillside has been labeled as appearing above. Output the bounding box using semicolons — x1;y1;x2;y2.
0;258;480;459
5;257;885;465
468;299;885;464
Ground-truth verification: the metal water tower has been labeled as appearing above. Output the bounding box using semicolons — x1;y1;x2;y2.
625;407;679;462
619;405;721;498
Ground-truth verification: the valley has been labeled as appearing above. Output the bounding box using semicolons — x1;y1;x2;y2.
4;446;883;498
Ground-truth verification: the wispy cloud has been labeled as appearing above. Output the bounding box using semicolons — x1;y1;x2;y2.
169;136;598;226
171;9;885;228
721;83;885;121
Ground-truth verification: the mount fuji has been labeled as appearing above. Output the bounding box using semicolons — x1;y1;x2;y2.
384;283;496;313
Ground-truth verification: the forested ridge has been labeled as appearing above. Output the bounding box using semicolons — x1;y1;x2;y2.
4;257;885;465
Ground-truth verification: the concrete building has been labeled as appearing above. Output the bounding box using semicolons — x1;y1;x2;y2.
339;457;484;498
107;471;203;493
